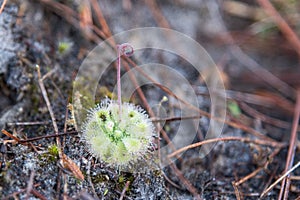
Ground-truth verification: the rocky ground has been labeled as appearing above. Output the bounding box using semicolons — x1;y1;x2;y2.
0;0;299;199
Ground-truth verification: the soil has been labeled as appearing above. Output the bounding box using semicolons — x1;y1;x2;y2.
0;0;299;199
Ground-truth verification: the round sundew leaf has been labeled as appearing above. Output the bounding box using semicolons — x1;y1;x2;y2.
118;120;127;130
128;110;136;118
90;136;111;158
101;145;114;162
136;122;147;133
84;120;103;138
109;103;119;116
128;123;152;139
122;137;143;153
112;142;131;164
95;110;110;122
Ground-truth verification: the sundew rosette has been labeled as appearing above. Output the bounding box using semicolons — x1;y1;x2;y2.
82;99;155;167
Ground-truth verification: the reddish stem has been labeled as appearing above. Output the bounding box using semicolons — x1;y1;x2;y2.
117;46;122;119
116;43;134;120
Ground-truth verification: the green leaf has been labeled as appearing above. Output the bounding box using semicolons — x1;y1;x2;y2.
228;101;241;118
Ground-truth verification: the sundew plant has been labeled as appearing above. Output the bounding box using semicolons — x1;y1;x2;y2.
82;43;155;167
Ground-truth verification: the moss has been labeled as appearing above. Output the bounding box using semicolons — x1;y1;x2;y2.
0;161;11;185
58;41;72;55
48;144;59;157
91;174;110;184
117;172;134;192
38;144;60;164
0;171;7;185
98;86;116;99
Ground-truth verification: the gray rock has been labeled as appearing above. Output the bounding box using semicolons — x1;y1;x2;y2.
0;100;28;130
0;4;19;75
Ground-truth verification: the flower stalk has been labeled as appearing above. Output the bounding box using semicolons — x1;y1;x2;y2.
116;43;134;120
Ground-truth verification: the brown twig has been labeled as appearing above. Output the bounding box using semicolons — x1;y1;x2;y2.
239;102;295;130
232;181;242;200
257;0;300;58
261;161;300;198
168;136;285;159
232;146;281;198
25;171;35;200
196;87;295;116
91;24;107;40
6;121;50;126
36;65;63;157
122;60;155;117
62;97;72;151
90;0;112;39
0;0;7;15
220;191;260;198
212;5;296;99
230;45;295;100
278;89;300;199
160;128;182;163
151;115;202;123
234;166;265;187
86;159;99;199
41;66;58;81
169;160;202;200
56;169;63;200
37;0;101;43
223;0;266;21
144;0;171;29
162;171;182;189
78;0;93;38
119;181;130;200
2;184;41;200
1;129;43;153
30;189;47;200
262;164;279;195
290;176;300;181
1;129;21;142
199;86;297;129
63;173;68;200
18;131;78;143
36;65;58;136
228;119;276;142
37;0;77;25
